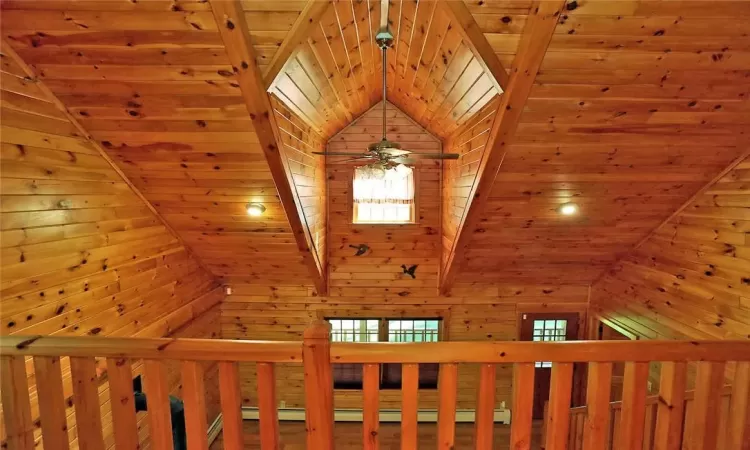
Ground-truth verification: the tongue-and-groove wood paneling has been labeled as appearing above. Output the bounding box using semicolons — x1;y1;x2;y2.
0;40;223;449
327;102;441;292
0;0;326;287
455;0;750;285
591;155;750;342
441;97;500;269
270;0;506;140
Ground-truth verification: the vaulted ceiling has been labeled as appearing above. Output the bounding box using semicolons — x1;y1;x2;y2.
268;0;507;139
2;0;749;294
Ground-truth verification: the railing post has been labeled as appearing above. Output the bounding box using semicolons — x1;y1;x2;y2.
303;319;334;450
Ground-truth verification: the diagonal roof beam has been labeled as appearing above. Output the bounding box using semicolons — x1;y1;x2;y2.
443;0;510;92
263;0;331;90
440;0;566;294
210;0;327;294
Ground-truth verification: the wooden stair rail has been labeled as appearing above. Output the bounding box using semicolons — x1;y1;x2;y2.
2;334;750;450
547;384;736;450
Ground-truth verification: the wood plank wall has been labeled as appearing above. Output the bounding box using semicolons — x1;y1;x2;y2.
441;97;500;269
222;101;588;410
222;284;588;410
591;155;750;343
268;96;327;282
327;102;442;291
0;42;223;448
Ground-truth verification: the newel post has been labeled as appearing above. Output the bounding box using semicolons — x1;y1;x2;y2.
303;320;334;449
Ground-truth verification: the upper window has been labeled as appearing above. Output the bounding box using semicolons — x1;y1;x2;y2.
328;318;441;389
352;165;415;224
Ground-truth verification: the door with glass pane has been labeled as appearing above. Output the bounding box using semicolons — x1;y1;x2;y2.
519;312;580;419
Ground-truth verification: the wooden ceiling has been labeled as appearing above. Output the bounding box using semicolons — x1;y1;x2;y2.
1;0;325;288
268;0;508;140
452;0;750;285
2;0;749;292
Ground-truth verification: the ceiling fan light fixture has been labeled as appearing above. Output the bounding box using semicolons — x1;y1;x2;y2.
246;203;266;217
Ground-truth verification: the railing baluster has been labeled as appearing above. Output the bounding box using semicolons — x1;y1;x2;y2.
363;363;380;450
438;363;458;449
143;359;173;450
70;356;106;450
619;361;649;450
219;361;245;449
583;362;612;450
182;361;209;450
727;361;750;450
303;320;334;450
106;358;139;450
510;363;534;450
401;363;419;450
0;355;34;450
33;356;70;450
688;361;726;450
545;363;574;449
257;362;280;449
475;363;496;450
654;361;686;450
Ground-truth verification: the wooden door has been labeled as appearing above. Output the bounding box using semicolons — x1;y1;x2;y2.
519;312;580;419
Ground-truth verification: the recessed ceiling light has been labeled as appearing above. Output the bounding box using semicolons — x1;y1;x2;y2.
558;203;579;216
246;203;266;217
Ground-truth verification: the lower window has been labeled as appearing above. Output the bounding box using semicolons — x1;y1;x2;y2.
328;318;442;390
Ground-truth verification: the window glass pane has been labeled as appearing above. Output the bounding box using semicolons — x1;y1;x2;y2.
533;317;570;367
387;319;441;344
353;166;415;224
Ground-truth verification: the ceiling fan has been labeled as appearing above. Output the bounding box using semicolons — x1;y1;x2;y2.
312;0;459;168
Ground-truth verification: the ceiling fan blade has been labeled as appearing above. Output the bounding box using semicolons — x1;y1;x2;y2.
391;157;418;165
335;157;373;163
400;153;461;160
380;148;411;157
312;151;372;157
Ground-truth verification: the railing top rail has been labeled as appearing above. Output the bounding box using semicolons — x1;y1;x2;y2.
3;336;750;364
329;340;750;363
0;335;303;362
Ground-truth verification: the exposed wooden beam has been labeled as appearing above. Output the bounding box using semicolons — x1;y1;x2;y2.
210;0;327;294
443;1;510;92
263;0;331;90
439;0;566;294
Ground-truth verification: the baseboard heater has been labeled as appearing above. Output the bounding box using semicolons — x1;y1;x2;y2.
241;407;511;424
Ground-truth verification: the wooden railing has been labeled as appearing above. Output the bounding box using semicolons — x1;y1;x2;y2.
546;385;735;450
2;321;750;450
